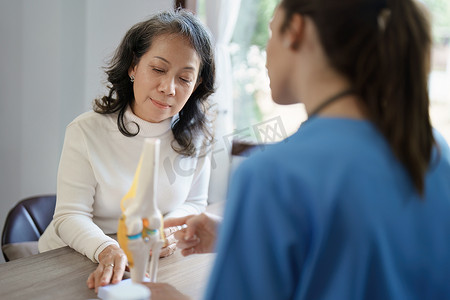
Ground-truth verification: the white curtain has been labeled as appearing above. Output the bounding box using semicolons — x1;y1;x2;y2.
205;0;241;203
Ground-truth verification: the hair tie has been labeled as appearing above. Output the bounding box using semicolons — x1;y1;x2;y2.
378;9;391;32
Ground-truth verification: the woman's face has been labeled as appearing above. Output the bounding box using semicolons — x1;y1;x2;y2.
129;34;201;123
266;6;298;105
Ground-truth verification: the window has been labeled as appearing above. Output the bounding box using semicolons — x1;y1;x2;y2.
230;0;305;144
229;0;450;144
423;0;450;142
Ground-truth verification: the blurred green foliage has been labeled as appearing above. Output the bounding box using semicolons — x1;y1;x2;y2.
251;0;279;48
422;0;450;43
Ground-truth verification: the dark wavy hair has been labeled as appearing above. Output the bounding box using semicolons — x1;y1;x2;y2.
280;0;434;195
94;9;215;157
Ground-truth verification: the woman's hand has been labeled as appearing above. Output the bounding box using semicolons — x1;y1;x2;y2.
165;213;221;256
87;244;128;293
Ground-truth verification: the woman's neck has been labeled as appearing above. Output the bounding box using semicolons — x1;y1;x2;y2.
290;21;368;120
295;67;368;120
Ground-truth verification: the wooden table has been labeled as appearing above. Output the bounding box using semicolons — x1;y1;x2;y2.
0;202;223;299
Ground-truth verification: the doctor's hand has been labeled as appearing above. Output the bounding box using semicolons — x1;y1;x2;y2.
87;244;127;293
149;226;181;258
164;213;222;256
157;226;180;257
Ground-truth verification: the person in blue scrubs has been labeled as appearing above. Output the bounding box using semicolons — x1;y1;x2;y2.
145;0;450;299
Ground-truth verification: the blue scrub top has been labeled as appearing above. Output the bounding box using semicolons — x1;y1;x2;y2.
205;118;450;300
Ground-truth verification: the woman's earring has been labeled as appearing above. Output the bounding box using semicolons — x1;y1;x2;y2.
130;75;135;83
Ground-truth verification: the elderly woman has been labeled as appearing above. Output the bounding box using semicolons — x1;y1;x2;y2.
38;9;215;292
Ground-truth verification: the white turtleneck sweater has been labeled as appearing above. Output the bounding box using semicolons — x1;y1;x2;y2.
38;107;211;262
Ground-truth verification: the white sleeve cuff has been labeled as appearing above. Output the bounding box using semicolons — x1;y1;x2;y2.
93;239;120;263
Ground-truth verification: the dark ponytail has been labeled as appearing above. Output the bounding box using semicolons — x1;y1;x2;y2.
369;0;433;195
281;0;434;195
